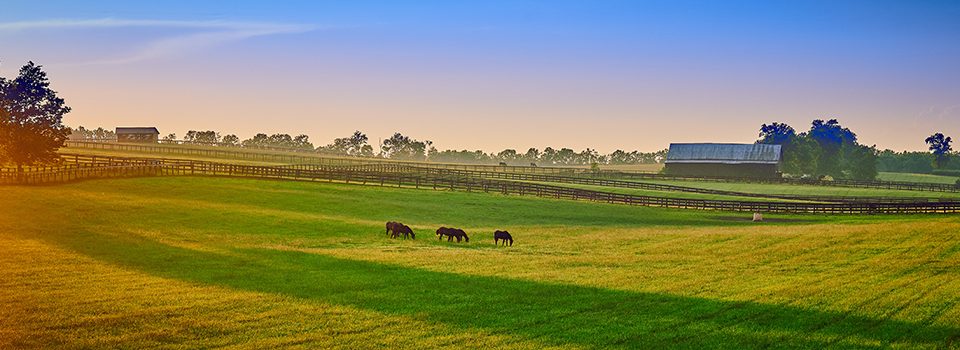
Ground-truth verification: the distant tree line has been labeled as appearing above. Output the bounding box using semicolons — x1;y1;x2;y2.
759;119;956;180
70;127;667;165
874;133;956;177
61;122;960;177
69;126;115;141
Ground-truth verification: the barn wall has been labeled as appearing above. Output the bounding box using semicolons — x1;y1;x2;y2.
663;163;780;179
117;134;159;143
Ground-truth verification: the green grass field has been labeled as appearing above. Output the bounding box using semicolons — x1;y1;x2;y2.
514;180;818;202
631;179;960;200
878;172;960;184
2;176;959;348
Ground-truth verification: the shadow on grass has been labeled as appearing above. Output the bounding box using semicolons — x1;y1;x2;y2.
42;230;960;349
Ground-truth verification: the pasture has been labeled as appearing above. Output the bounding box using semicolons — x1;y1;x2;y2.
631;178;960;200
878;172;960;185
2;176;959;348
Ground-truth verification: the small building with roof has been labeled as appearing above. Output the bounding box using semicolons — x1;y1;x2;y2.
115;127;160;143
664;143;782;178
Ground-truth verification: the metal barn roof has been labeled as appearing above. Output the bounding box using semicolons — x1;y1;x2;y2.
665;143;782;165
115;127;160;134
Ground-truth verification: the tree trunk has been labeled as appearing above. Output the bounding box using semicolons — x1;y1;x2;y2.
16;162;23;183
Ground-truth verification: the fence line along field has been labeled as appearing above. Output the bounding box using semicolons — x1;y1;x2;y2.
5;153;960;214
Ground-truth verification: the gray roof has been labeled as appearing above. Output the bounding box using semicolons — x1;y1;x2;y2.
115;127;159;134
665;143;781;164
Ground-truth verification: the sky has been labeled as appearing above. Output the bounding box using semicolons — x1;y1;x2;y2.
1;0;958;152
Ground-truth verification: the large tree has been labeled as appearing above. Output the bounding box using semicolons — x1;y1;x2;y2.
842;143;878;180
324;131;371;156
808;119;856;177
757;122;817;175
381;132;429;160
0;62;71;176
925;132;953;169
758;122;796;145
183;130;221;144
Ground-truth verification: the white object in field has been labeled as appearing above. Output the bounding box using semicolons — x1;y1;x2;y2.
752;213;763;222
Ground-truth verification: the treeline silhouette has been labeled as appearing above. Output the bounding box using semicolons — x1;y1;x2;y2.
757;119;956;180
70;127;667;166
878;151;960;175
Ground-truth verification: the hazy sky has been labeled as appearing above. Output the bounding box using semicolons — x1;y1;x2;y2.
1;0;958;152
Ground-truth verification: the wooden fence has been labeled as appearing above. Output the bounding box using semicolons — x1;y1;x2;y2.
4;157;960;214
62;141;584;175
600;171;960;193
398;166;957;203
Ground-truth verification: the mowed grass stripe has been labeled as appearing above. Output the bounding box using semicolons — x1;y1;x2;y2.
0;236;569;349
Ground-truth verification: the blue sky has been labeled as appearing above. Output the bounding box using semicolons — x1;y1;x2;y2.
1;0;958;151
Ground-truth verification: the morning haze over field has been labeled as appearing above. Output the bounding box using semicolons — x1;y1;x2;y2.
2;1;960;349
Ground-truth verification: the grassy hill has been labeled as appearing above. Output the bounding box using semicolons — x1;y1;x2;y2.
2;176;958;348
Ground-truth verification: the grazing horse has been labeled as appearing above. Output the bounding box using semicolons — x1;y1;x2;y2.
436;227;450;240
394;224;415;239
386;221;398;236
436;227;469;243
494;230;513;246
387;221;415;239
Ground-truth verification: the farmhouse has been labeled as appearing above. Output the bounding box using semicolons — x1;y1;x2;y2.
115;127;160;143
664;143;782;179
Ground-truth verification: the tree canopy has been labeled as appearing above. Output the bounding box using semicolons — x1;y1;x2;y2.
758;119;876;180
925;133;953;169
0;62;71;172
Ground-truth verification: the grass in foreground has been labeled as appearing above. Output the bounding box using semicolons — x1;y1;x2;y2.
1;177;959;348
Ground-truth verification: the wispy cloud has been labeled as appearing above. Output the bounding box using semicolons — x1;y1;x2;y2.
916;104;960;123
0;18;316;65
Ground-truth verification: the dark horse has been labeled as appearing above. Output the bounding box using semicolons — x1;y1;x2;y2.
386;221;397;236
386;221;415;239
494;230;513;246
436;227;469;243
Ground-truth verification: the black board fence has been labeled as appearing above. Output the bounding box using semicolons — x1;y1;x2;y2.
3;155;960;214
